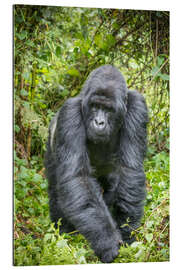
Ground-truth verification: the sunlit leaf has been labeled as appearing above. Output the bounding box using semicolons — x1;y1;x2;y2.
67;68;80;77
145;233;153;243
159;73;169;81
60;89;69;97
20;89;28;96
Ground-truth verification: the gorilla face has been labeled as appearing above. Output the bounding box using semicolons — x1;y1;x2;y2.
82;87;126;144
86;102;114;143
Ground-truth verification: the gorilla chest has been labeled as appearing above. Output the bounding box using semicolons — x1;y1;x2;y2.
87;143;117;176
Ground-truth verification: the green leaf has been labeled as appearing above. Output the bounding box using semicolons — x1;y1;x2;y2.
15;124;20;133
26;40;35;47
145;233;153;243
71;89;78;97
22;72;30;80
60;89;69;97
39;103;47;109
73;47;79;54
40;183;47;189
67;68;80;77
23;101;30;109
112;22;120;29
17;30;27;40
56;239;68;248
56;46;61;57
28;207;35;214
19;166;29;179
135;248;145;259
39;68;48;74
146;220;154;228
19;180;26;187
94;34;104;49
151;66;159;76
33;173;42;183
159;73;169;81
106;34;116;47
131;241;143;248
44;233;52;242
20;89;28;96
157;56;164;67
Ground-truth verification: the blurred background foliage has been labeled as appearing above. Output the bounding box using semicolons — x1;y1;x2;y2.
14;5;169;265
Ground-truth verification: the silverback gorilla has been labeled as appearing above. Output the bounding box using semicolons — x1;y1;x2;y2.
44;65;148;263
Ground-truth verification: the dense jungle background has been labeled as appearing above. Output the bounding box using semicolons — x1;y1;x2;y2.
14;5;169;265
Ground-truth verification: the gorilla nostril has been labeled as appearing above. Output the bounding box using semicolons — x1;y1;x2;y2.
95;119;98;125
99;121;104;126
94;119;105;128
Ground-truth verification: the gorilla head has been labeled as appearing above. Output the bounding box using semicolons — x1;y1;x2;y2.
81;65;128;143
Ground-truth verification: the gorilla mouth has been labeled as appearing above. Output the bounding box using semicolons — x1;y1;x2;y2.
88;128;110;144
95;129;106;136
88;124;107;137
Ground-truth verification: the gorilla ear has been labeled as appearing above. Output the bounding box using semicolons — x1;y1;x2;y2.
119;90;148;169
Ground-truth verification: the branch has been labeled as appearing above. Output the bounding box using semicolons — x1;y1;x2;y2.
147;57;169;88
114;22;145;47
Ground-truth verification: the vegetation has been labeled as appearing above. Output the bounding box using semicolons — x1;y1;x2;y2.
14;5;169;265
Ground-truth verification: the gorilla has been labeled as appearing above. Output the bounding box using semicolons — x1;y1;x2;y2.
44;65;148;263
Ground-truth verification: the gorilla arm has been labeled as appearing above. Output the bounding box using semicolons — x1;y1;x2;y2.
119;90;148;169
51;97;122;263
115;90;148;242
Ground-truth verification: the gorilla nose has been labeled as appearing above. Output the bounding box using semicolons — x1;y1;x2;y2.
94;118;105;129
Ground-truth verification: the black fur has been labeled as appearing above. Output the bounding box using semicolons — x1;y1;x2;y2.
44;65;148;263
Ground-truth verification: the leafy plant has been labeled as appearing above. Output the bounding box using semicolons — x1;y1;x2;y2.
14;151;169;265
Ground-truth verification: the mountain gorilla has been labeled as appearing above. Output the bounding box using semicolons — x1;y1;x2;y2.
44;65;148;263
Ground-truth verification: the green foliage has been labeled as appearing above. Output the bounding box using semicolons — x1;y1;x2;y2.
14;151;169;265
14;5;169;266
14;6;169;157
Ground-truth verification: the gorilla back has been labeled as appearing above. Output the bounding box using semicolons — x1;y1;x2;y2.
44;65;148;263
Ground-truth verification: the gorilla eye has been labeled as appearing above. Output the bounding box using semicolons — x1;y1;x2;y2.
104;105;115;113
107;106;114;112
90;103;96;109
91;106;97;113
90;102;100;110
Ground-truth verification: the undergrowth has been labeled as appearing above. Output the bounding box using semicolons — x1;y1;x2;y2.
14;151;169;265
